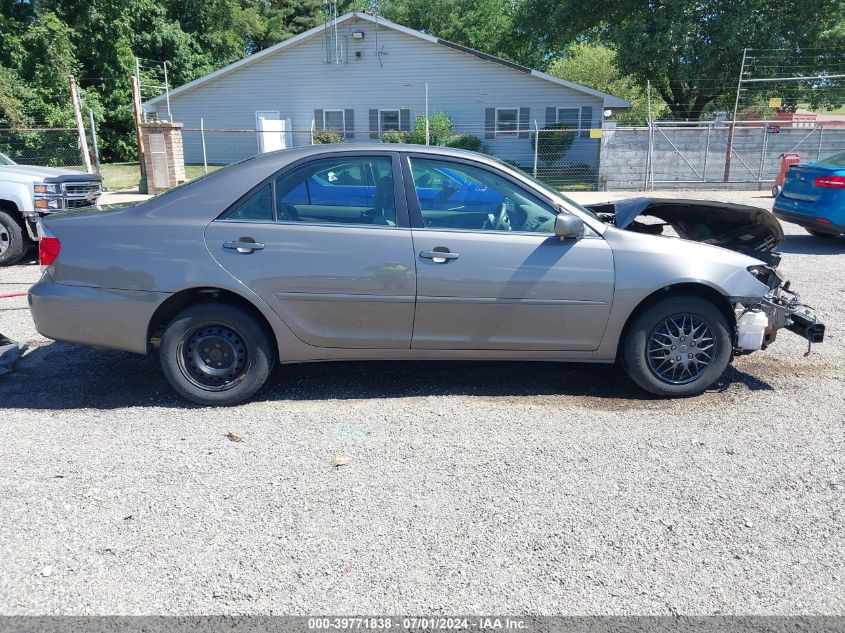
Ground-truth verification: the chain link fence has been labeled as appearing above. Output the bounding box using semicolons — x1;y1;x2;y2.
5;121;843;193
0;127;89;168
180;125;602;190
601;121;845;190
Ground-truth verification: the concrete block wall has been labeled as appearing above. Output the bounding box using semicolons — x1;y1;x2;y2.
599;126;845;191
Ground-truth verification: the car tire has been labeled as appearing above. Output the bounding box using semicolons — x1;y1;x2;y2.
806;227;838;238
622;295;732;397
160;302;275;406
771;185;781;197
0;209;29;267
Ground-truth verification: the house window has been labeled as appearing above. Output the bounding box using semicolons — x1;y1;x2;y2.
495;108;519;135
556;107;580;129
379;109;400;132
323;109;345;133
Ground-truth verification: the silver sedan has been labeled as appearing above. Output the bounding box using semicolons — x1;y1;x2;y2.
28;145;824;405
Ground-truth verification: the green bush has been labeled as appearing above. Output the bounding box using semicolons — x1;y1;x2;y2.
443;134;482;152
379;129;410;143
530;123;576;167
409;112;454;146
312;129;344;144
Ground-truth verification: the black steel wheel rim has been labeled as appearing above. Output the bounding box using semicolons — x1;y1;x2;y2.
646;314;715;385
177;324;250;392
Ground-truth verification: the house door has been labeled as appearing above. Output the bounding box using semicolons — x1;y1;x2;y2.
255;110;281;153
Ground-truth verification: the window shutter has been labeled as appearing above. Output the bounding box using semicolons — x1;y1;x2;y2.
400;108;411;132
314;109;324;130
344;108;354;139
545;107;556;127
518;107;530;138
580;106;593;138
485;108;495;139
369;109;379;139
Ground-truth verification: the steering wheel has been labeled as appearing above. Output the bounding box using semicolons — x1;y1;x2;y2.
491;201;512;231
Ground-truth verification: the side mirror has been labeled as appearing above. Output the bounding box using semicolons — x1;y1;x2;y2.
554;213;584;239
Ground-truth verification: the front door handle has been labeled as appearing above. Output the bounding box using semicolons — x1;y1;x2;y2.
419;249;459;263
223;239;265;254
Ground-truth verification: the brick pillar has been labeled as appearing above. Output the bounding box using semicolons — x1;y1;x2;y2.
140;122;186;195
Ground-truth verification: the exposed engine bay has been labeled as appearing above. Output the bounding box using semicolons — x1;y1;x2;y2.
585;197;824;353
586;198;784;266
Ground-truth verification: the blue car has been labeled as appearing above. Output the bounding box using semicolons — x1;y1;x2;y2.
774;150;845;238
280;160;503;226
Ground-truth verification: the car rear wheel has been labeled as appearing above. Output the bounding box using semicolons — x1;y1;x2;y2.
160;303;275;406
622;295;732;397
0;209;29;266
806;227;839;238
771;185;781;197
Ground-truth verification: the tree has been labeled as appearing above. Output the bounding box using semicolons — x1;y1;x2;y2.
380;0;545;68
520;0;845;120
0;66;33;126
547;43;668;124
0;0;342;161
250;0;326;51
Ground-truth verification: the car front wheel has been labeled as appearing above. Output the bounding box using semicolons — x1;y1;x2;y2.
160;302;275;406
0;209;29;266
622;295;732;397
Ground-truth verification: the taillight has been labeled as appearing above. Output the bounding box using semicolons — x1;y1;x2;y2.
814;175;845;189
39;236;61;266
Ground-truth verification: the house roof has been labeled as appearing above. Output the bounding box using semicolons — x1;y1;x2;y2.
145;12;631;109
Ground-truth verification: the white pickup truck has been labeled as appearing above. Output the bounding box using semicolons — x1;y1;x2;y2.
0;150;102;266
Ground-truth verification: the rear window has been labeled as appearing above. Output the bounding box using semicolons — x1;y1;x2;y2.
819;150;845;168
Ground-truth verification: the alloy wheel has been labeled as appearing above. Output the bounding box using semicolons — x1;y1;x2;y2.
646;314;715;385
0;225;9;256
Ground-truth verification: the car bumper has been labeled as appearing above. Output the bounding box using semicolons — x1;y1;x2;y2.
28;276;168;354
773;207;845;234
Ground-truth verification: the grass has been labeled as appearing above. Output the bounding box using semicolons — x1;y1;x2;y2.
97;162;220;192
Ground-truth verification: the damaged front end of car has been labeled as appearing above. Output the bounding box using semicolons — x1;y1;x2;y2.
733;265;825;356
587;197;825;355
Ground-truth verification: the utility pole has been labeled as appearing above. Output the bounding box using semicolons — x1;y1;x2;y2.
724;47;748;182
131;75;147;193
87;109;101;176
68;75;93;173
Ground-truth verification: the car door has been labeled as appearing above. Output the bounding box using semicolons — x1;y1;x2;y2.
204;152;416;349
403;154;614;351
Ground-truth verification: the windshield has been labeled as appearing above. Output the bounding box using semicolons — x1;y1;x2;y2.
0;152;16;165
818;150;845;168
504;162;599;220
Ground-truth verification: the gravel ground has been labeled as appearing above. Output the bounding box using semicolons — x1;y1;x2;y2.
0;190;843;615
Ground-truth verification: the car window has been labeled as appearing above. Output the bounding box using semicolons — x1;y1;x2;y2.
227;184;273;221
275;156;396;226
312;163;367;186
409;158;558;233
819;150;845;168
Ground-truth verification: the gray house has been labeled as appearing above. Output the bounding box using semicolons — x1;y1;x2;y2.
144;12;630;167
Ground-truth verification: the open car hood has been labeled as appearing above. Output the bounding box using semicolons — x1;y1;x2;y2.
585;197;784;265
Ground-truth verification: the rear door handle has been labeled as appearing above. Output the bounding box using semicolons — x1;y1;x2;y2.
419;249;459;263
223;240;265;253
